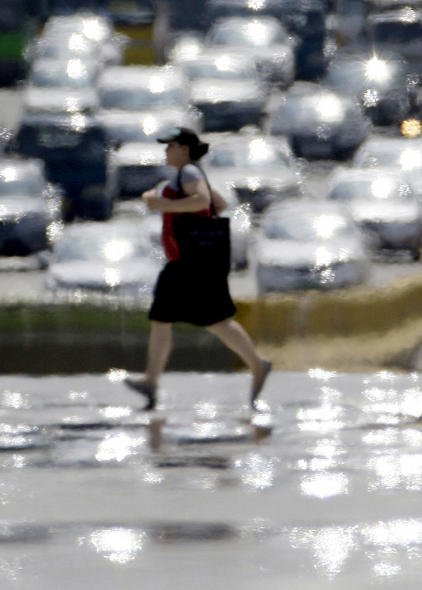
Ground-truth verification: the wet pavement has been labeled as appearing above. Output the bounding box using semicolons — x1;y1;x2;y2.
2;369;422;588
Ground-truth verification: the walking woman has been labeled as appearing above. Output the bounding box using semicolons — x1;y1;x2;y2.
125;127;271;410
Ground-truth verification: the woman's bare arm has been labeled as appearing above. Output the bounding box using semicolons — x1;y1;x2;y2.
142;178;211;212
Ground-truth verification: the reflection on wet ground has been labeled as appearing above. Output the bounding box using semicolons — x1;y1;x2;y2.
2;369;422;588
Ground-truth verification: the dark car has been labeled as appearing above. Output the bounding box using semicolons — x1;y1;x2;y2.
202;132;303;212
182;51;267;131
323;52;416;126
366;9;422;78
266;82;370;160
0;157;63;256
95;110;199;198
8;111;118;221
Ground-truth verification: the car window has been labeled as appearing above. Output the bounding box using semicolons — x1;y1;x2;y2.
99;87;184;109
325;60;406;91
183;61;253;81
55;235;149;262
209;141;291;168
264;211;353;241
30;59;98;89
371;20;422;44
329;178;413;201
0;168;44;197
210;21;287;46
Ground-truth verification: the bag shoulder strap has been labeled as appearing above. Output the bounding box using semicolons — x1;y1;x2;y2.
176;164;217;217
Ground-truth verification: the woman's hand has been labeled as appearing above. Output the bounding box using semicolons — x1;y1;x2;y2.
142;188;162;211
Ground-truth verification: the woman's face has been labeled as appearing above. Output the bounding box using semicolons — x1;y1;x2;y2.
165;140;190;167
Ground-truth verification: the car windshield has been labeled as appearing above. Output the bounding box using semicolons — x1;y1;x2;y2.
278;94;351;125
104;123;150;142
0;167;44;197
330;178;413;201
99;86;184;109
209;139;291;168
371;20;422;44
30;60;98;89
210;21;287;46
37;34;98;60
325;58;406;91
264;210;353;241
183;58;255;80
358;146;422;170
54;235;149;262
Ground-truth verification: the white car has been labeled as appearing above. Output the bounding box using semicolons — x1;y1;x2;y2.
327;166;422;259
203;131;303;212
254;200;370;293
206;16;296;87
45;218;163;297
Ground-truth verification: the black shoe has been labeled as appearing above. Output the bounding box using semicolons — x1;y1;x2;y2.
124;378;156;411
250;360;272;408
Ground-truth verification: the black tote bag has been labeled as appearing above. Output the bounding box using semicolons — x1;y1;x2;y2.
173;166;231;274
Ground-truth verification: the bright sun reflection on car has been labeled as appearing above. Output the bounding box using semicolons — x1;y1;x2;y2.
365;57;388;83
142;114;159;136
248;0;267;9
103;239;133;262
66;58;86;79
67;33;86;52
399;148;422;170
316;95;343;123
371;178;395;199
215;55;235;72
0;167;18;183
246;21;269;46
148;75;166;94
313;214;345;239
82;19;105;42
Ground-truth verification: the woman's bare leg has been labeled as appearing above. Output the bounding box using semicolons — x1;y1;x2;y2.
124;321;172;409
143;321;172;386
206;319;271;403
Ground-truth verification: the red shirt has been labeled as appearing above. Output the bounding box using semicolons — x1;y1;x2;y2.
161;182;211;262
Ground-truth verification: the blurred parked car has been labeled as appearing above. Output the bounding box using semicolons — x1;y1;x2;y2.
353;136;422;170
327;166;422;259
202;132;303;212
0;157;63;257
266;82;370;159
180;51;267;131
204;0;329;79
95;110;204;198
97;65;199;118
323;52;416;126
253;199;369;292
205;16;296;87
366;8;422;78
353;135;422;199
9;111;118;221
30;12;126;66
23;58;101;114
45;218;163;296
28;31;122;67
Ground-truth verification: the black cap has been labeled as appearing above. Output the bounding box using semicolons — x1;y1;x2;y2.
157;126;209;160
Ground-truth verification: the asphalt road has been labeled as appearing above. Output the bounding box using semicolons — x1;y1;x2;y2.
1;86;422;302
